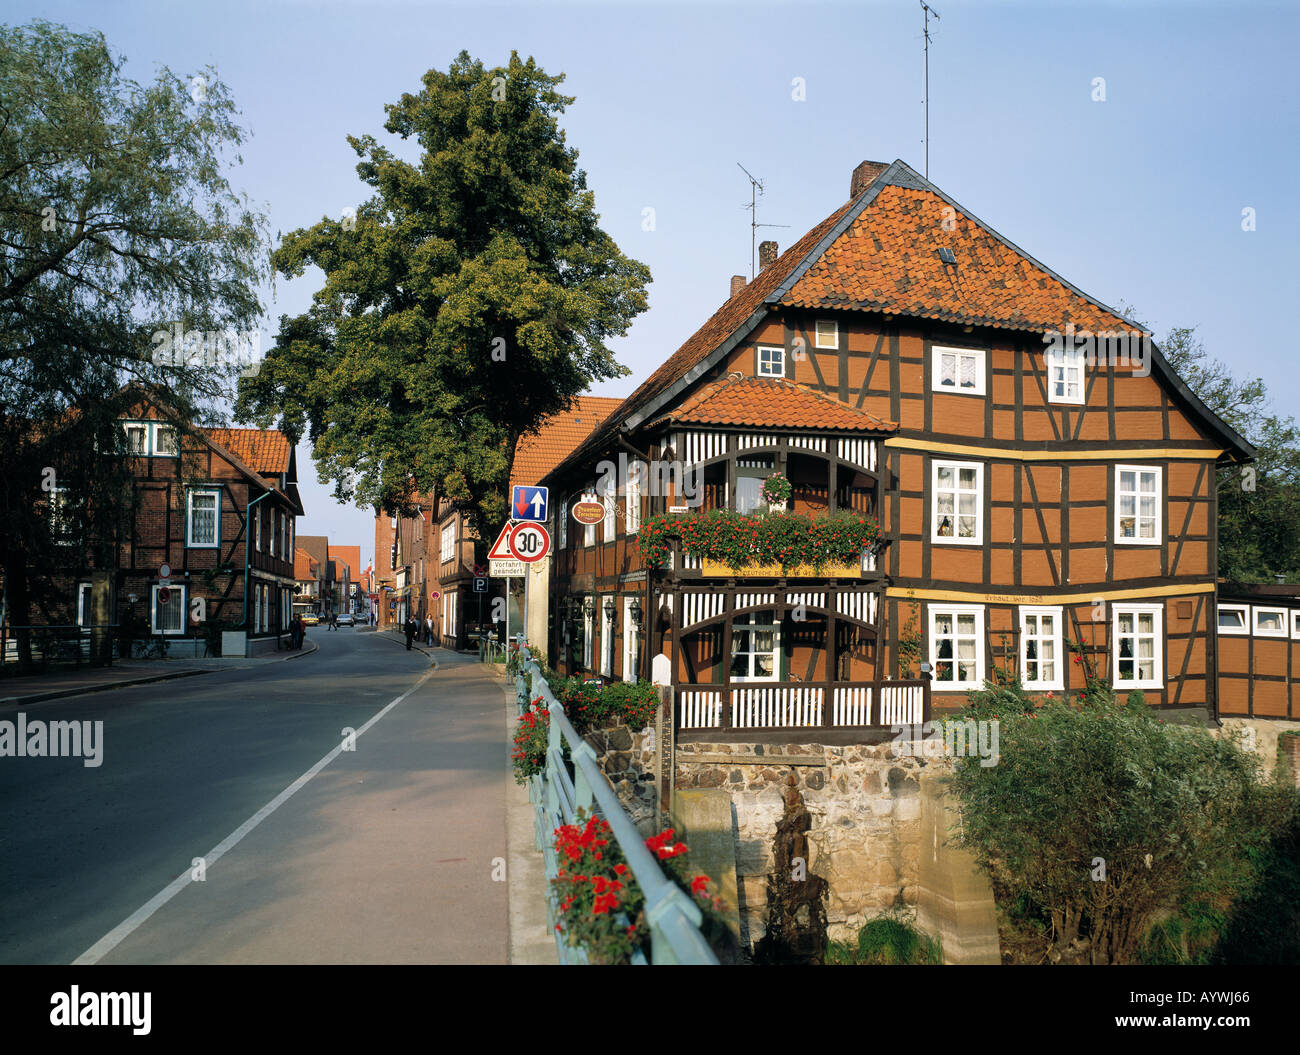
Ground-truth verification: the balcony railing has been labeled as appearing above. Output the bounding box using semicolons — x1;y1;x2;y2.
676;679;930;731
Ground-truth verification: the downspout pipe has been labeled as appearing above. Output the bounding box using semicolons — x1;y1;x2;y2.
243;489;271;633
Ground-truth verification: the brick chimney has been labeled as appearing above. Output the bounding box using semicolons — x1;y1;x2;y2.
850;160;888;198
758;240;778;271
730;274;747;298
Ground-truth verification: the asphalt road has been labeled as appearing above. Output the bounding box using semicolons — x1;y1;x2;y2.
0;629;510;964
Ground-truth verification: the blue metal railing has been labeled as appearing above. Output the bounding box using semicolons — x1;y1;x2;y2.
512;639;718;965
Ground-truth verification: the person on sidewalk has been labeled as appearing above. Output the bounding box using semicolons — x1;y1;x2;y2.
404;615;416;650
425;615;434;647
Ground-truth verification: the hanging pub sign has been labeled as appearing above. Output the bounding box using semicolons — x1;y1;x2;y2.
571;492;605;525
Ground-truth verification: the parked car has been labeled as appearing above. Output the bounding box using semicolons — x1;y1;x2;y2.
300;613;320;626
336;613;355;627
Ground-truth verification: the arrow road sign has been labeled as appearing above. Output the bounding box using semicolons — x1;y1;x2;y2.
512;485;548;522
508;522;551;563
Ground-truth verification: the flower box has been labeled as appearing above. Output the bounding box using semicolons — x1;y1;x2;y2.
700;559;863;578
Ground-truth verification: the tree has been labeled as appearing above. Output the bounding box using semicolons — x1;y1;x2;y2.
0;21;267;664
235;51;651;537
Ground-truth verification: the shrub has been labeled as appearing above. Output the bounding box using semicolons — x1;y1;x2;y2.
826;912;942;965
511;699;550;785
949;692;1291;964
962;677;1038;720
546;676;660;735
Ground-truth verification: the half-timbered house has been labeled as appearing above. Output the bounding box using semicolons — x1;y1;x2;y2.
542;158;1256;739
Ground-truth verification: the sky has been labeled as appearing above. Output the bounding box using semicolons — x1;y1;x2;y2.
15;0;1300;570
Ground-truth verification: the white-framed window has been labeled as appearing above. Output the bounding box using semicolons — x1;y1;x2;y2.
1047;346;1085;405
601;597;616;677
815;319;838;350
271;511;280;557
76;582;93;633
152;423;178;457
932;461;983;544
186;489;220;548
1019;606;1063;690
442;590;457;639
730;609;780;682
603;476;616;542
929;605;985;687
151;584;187;635
932;345;985;395
582;599;594;669
441;522;455;564
254;506;262;552
123;422;148;454
757;345;785;378
1253;606;1288;638
626;469;641;535
623;596;640;683
1217;603;1249;635
48;486;74;544
559;498;568;548
1112;603;1163;690
1292;609;1300;641
1115;466;1161;544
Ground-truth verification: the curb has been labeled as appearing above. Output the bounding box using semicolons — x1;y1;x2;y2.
0;640;320;708
373;631;438;659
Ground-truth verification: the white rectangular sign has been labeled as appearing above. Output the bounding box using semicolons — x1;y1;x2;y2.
490;559;525;577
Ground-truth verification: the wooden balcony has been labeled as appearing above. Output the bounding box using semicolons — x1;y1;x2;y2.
675;679;930;734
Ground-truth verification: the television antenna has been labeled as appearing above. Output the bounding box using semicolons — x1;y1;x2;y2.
920;1;941;180
737;162;790;280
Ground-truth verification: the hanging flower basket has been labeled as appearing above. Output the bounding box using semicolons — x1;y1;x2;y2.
761;471;793;508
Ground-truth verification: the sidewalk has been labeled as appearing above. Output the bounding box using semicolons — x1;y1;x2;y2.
0;640;318;708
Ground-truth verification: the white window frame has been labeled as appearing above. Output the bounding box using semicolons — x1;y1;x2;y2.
601;597;616;677
1114;465;1162;546
602;476;616;543
931;344;985;396
1253;606;1288;639
441;522;455;564
928;604;985;688
254;506;262;552
626;469;641;536
582;599;594;669
815;319;839;350
151;423;178;457
757;345;785;378
1112;603;1163;690
931;460;984;545
151;584;187;635
1019;605;1064;690
559;498;568;548
48;486;74;544
1291;609;1300;641
729;609;781;683
186;489;221;549
123;422;148;455
1047;345;1086;405
76;582;93;633
1217;603;1249;636
623;596;639;683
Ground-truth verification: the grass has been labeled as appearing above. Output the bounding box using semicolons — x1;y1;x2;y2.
826;912;942;965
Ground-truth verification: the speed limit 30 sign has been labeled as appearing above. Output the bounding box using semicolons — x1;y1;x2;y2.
508;522;551;563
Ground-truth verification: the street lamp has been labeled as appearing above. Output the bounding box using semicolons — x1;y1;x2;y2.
629;598;643;630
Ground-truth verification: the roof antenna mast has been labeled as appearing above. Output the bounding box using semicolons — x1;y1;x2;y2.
921;0;941;180
737;162;790;280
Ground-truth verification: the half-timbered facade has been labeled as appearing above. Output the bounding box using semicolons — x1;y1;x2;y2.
542;159;1255;738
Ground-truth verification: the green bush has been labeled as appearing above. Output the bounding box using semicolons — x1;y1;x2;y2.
962;678;1038;720
949;693;1292;964
545;677;660;735
826;913;942;965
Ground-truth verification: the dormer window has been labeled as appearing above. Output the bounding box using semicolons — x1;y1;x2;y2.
124;423;148;454
757;345;785;378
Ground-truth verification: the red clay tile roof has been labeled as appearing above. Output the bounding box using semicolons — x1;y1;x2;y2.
328;545;362;581
653;374;897;432
203;427;292;477
780;181;1133;333
511;396;624;489
294;549;318;580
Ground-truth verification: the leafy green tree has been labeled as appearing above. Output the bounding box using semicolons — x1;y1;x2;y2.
1157;325;1300;583
235;50;651;537
0;21;267;664
948;695;1291;964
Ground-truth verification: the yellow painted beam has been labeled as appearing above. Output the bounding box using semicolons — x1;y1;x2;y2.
882;437;1224;462
886;582;1216;605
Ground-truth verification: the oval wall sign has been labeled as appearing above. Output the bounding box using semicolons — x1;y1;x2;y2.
571;500;605;525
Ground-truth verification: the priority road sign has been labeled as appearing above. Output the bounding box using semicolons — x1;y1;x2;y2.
508;522;551;563
512;485;548;522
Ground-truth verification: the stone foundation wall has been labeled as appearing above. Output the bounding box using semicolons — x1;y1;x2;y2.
584;721;659;832
1215;717;1300;786
674;742;946;947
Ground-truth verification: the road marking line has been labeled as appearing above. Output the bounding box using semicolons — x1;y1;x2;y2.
72;665;438;965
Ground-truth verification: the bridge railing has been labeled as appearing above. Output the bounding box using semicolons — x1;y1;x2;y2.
513;640;718;965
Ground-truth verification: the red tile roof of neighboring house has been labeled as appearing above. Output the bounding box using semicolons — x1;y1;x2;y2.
202;427;293;477
511;397;624;489
329;545;361;581
294;549;318;580
653;374;897;432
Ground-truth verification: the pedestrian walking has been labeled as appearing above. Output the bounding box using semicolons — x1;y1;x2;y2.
404;615;416;650
425;615;434;646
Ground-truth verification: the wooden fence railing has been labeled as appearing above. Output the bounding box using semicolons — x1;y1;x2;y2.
675;679;931;731
513;641;719;965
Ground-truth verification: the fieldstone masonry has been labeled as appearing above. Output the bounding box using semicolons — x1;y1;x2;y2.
584;720;659;833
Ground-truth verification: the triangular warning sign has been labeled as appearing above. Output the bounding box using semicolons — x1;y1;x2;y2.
487;521;516;560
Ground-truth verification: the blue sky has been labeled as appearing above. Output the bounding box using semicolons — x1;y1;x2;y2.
19;0;1300;568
